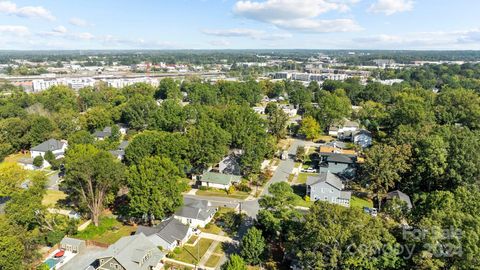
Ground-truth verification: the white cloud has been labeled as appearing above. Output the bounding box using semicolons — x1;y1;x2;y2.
209;40;231;47
0;25;29;36
73;32;95;40
233;0;361;32
69;17;91;27
0;1;55;20
368;0;414;15
202;27;293;40
52;25;67;34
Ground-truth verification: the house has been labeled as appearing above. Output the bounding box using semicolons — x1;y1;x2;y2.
200;172;241;190
328;119;360;137
18;157;50;170
174;200;217;228
60;237;86;253
386;190;413;209
252;106;265;115
30;139;68;159
214;150;242;175
306;171;351;207
320;153;356;178
352;129;373;148
136;218;192;251
93;127;112;141
279;104;297;117
109;141;129;160
96;233;165;270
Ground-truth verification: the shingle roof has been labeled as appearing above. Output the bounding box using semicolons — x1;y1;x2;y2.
387;190;413;209
136;218;190;245
306;171;344;190
98;233;164;270
326;153;355;164
31;139;65;152
174;200;215;221
118;140;129;150
93;126;112;138
201;172;241;185
60;237;85;247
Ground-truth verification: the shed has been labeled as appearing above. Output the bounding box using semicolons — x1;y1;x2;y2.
60;237;86;253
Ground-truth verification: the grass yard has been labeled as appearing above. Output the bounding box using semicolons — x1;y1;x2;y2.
187;235;198;245
351;196;373;209
296;173;317;184
195;189;249;200
3;152;30;163
74;216;136;244
204;254;222;268
42;190;67;206
294;197;314;208
200;223;223;235
170;238;214;264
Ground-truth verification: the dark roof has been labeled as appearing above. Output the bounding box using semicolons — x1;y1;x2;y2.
118;140;129;150
326;153;355;164
354;129;372;137
93;126;112;138
306;171;344;190
174;200;216;221
31;139;65;152
136;218;189;245
387;190;413;209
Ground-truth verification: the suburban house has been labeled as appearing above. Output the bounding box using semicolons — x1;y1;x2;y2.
174;200;217;228
60;237;86;253
212;149;243;175
109;140;129;160
136;217;192;251
279;104;298;117
30;138;68;159
319;152;357;178
386;190;413;209
93;126;112;140
306;171;351;207
328;119;360;137
352;129;373;148
252;106;266;115
200;171;241;190
96;233;165;270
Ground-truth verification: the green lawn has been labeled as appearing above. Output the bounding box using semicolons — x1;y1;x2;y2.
170;238;214;264
187;235;198;245
74;216;136;244
205;254;222;268
195;189;249;200
200;223;223;235
42;190;67;206
351;196;373;209
296;173;317;184
293;196;314;208
3;152;30;163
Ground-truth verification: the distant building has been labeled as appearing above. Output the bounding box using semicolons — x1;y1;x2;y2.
329;119;360;137
60;237;86;253
386;190;413;209
93;127;112;141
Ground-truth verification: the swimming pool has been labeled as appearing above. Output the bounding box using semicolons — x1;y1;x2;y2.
44;258;60;269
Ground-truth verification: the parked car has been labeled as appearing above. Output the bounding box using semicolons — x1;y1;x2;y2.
363;207;378;217
302;168;317;173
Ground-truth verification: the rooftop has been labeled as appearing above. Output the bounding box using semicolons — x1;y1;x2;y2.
31;139;65;152
306;171;344;190
201;172;241;185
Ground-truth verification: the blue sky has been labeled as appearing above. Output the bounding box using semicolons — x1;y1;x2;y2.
0;0;479;50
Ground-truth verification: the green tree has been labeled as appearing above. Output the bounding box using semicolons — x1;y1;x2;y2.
127;156;184;221
315;89;352;129
240;227;266;265
121;94;157;130
267;106;289;139
155;78;181;100
0;218;25;270
64;144;125;226
68;130;94;145
299;116;321;140
0;162;27;197
33;156;43;167
222;254;247;270
37;85;78;112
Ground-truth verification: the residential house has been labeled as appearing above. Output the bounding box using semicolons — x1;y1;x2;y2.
60;237;86;253
328;119;360;137
96;233;165;270
93;127;112;141
306;171;351;207
213;150;243;175
136;218;192;251
174;200;217;228
386;190;413;209
30;139;68;159
200;172;241;190
279;104;298;117
252;106;265;115
352;129;373;148
109;141;129;160
319;153;356;178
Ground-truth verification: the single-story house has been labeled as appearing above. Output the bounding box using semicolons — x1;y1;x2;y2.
60;237;86;253
96;233;165;270
136;218;192;251
174;200;217;228
386;190;413;209
306;171;351;207
328;119;360;137
279;104;298;117
109;141;129;160
93;127;112;141
18;157;50;170
30;139;68;159
200;172;241;190
252;106;266;115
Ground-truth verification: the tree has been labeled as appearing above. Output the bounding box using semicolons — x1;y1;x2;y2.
0;163;26;197
156;78;181;100
44;151;55;164
63;144;125;226
68;130;94;146
37;85;78;112
315;90;351;129
299;116;321;140
296;146;306;162
33;156;43;167
435;88;480;129
127;156;184;221
267;106;289;139
240;227;266;265
81;106;112;132
222;254;247;270
412;135;448;192
26;116;58;147
121;94;157;130
0;218;25;270
361;144;412;210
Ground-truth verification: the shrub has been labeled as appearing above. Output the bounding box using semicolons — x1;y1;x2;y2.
33;156;44;167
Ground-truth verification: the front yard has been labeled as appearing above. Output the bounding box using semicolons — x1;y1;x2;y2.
350;196;373;209
169;238;214;265
74;216;136;244
295;172;317;184
42;190;67;206
195;189;250;200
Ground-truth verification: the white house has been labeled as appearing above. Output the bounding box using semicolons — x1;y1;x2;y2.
329;119;360;137
174;200;217;228
200;172;241;190
136;218;192;251
30;139;68;159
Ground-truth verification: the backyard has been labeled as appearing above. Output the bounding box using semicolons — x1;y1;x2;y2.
74;216;136;244
350;196;373;209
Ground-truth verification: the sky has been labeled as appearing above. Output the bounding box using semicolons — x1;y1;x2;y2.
0;0;479;50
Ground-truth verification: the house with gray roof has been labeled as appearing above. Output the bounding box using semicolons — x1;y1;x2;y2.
93;126;112;141
109;141;129;160
200;172;241;189
136;218;192;251
60;237;86;253
96;233;164;270
386;190;413;209
320;153;356;178
306;171;351;207
174;200;217;228
30;139;68;159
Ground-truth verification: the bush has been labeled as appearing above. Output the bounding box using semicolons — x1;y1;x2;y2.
199;186;208;191
33;156;44;167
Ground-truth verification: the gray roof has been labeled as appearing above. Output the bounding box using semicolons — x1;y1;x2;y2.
340;191;352;200
201;172;241;185
60;237;85;247
118;140;129;150
93;126;112;138
306;171;344;190
98;233;164;270
326;153;355;164
387;190;413;209
136;218;190;245
31;139;65;152
109;150;125;157
354;129;372;137
174;200;216;221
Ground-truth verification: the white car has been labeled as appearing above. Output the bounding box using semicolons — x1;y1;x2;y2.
303;168;317;173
